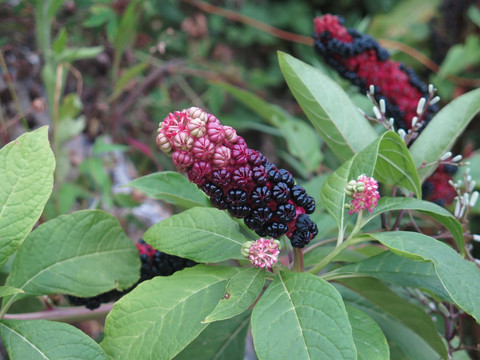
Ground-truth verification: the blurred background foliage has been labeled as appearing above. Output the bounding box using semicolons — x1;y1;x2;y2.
0;0;479;238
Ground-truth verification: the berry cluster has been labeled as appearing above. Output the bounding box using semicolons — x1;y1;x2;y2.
156;107;318;248
67;239;196;310
313;14;457;206
313;14;438;131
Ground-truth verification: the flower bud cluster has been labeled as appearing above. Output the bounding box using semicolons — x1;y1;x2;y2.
241;238;281;271
157;107;318;248
313;14;438;131
345;175;380;214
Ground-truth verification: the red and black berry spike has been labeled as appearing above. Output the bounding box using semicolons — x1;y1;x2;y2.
313;14;438;131
67;239;196;310
156;107;317;248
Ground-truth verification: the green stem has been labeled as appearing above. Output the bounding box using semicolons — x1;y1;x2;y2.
293;247;304;272
2;304;113;323
308;238;352;275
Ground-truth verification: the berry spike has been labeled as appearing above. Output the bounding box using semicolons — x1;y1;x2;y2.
157;107;317;248
313;14;438;130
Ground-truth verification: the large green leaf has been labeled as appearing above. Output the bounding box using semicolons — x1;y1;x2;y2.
278;51;378;162
330;251;453;301
0;319;106;360
370;231;480;323
174;312;250;360
321;131;420;232
204;267;265;323
345;304;389;360
100;266;238;360
143;207;250;263
251;270;357;360
0;286;24;299
363;197;464;254
338;278;448;359
3;210;140;310
410;88;480;182
216;82;322;174
0;127;55;268
127;171;210;208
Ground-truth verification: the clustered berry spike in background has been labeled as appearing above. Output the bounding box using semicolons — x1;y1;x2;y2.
156;107;318;248
68;239;196;310
313;14;457;206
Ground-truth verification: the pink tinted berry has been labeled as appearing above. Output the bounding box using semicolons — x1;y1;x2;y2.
212;146;231;168
192;137;215;161
172;150;194;171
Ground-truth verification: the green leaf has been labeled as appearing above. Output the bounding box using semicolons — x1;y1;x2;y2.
216;82;322;173
374;132;421;197
144;207;250;263
56;46;104;63
410;88;480;182
278;51;378;162
204;267;265;323
127;171;210;208
330;251;453;301
0;319;106;360
0;286;24;298
345;304;389;360
338;278;448;360
438;36;480;77
113;1;139;54
100;265;238;360
363;197;464;254
52;28;67;54
3;210;140;309
251;270;357;360
0;127;55;268
174;312;250;360
370;231;480;323
83;4;115;28
321;131;420;231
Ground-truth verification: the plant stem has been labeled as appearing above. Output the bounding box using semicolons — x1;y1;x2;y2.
307;238;352;275
3;304;113;323
293;247;304;272
0;49;28;130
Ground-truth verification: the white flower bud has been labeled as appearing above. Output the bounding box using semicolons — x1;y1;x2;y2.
452;155;463;163
388;118;395;129
411;116;418;128
397;129;406;141
470;191;479;207
369;84;375;94
416;98;426;115
469;181;476;193
373;106;382;120
430;96;440;106
428;84;435;94
454;198;461;217
379;99;386;114
472;234;480;242
440;151;452;161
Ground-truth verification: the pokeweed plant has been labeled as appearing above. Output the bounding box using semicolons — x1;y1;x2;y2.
1;16;480;360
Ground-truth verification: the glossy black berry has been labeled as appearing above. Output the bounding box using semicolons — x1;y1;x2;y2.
266;221;288;238
422;180;434;197
255;226;269;237
203;182;223;198
226;189;248;206
251;186;272;207
248;206;274;228
228;204;252;218
210;195;228;210
303;195;316;214
278;169;294;187
292;185;306;201
275;203;296;223
443;164;458;175
252;166;268;184
290;230;310;248
272;182;290;204
267;168;281;183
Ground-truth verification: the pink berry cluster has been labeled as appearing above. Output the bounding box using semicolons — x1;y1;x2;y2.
156;107;318;248
242;238;281;271
346;175;380;214
313;14;438;130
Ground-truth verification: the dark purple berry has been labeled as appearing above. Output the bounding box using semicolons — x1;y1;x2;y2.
247;149;263;166
210;195;228;210
211;169;232;187
251;186;272;207
275;203;296;223
267;168;281;183
252;166;268;184
203;182;223;198
226;189;248;206
249;206;274;228
232;166;252;187
266;221;288;238
303;196;316;214
278;169;294;187
228;204;252;218
272;182;290;204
